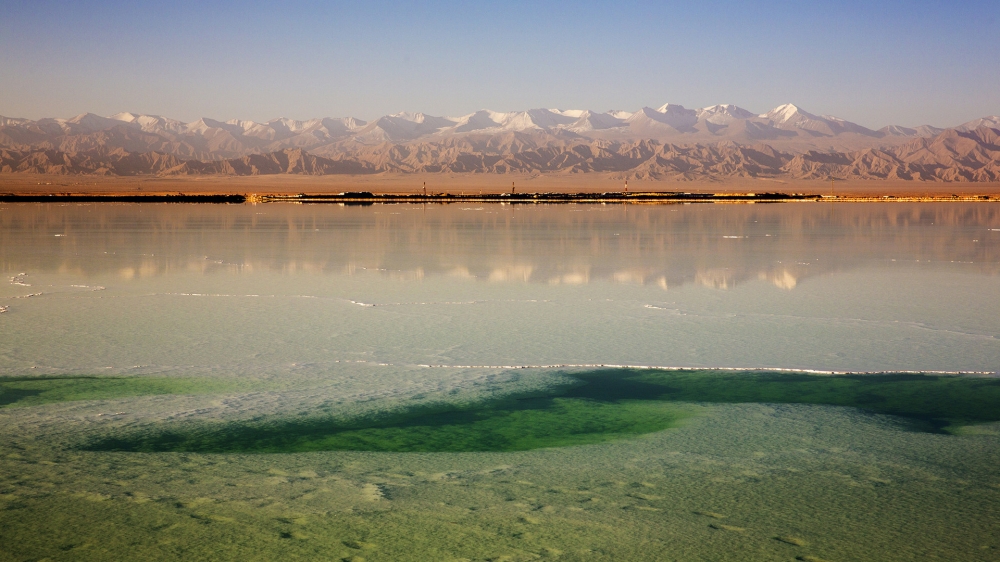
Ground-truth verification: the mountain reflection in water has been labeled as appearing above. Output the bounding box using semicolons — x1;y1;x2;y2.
1;202;998;290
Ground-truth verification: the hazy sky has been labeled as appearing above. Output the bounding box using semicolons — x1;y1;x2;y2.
1;0;997;127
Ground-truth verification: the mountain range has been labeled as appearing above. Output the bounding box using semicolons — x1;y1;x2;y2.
1;103;999;181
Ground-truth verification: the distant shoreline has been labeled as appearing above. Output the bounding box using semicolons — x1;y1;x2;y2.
1;191;997;204
3;173;1000;202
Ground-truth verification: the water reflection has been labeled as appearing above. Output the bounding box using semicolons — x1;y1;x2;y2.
1;202;998;290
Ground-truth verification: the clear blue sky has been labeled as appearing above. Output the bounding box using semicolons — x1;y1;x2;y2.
1;0;997;128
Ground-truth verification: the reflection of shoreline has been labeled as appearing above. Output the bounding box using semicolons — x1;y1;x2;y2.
111;260;808;291
2;203;999;290
2;192;999;203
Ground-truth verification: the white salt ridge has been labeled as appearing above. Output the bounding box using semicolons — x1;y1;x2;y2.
160;293;545;308
162;293;337;300
644;305;685;313
349;300;484;307
346;299;546;307
413;363;997;376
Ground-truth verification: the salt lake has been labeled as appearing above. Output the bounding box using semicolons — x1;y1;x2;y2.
1;201;998;561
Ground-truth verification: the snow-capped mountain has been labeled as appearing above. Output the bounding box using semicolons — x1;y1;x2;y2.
697;104;756;123
757;104;878;137
5;124;998;181
0;103;994;161
956;116;1000;132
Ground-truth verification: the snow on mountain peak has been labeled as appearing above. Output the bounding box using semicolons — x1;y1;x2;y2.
452;109;579;132
957;115;1000;131
0;115;31;127
656;103;693;114
111;112;138;123
63;113;127;132
388;112;437;124
607;110;634;120
762;103;814;123
549;108;586;118
696;104;755;123
698;104;753;117
493;111;545;131
634;104;698;131
267;117;309;132
4;103;963;149
225;119;265;131
565;110;626;132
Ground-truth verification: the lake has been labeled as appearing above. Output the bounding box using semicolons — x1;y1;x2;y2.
1;201;998;561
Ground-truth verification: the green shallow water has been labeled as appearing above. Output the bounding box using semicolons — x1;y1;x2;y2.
0;375;241;408
81;370;1000;453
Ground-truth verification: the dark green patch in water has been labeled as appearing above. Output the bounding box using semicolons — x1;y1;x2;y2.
0;375;238;408
82;370;1000;454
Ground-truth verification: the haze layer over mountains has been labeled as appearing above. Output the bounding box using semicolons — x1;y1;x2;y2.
2;103;999;181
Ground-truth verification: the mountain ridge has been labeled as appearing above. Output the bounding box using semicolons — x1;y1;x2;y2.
3;103;996;162
3;126;998;182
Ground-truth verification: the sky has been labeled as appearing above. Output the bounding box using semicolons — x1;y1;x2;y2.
1;0;997;128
